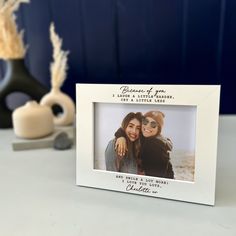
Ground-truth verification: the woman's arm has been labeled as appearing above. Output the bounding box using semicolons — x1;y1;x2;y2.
157;135;173;152
114;128;128;157
105;140;119;171
143;138;174;179
156;141;174;179
115;137;127;156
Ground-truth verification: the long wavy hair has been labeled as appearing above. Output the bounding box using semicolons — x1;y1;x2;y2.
120;112;143;160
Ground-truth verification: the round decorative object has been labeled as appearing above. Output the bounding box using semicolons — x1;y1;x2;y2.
40;88;75;126
12;101;54;139
0;59;48;128
53;132;73;150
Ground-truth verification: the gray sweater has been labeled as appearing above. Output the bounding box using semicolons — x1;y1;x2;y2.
105;139;137;174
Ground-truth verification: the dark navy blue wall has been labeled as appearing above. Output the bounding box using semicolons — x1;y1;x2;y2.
0;0;236;113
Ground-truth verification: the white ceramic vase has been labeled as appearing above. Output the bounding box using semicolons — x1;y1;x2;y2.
12;101;54;139
40;88;75;126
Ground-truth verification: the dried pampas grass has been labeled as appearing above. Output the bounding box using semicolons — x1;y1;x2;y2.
0;0;29;59
50;23;69;90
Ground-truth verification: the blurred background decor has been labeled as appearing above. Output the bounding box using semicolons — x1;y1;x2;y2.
0;0;236;114
12;100;54;139
0;0;48;128
40;23;75;126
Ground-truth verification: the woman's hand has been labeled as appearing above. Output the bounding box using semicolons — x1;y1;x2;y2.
115;137;128;157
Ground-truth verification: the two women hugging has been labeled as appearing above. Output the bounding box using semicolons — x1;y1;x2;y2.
105;111;174;179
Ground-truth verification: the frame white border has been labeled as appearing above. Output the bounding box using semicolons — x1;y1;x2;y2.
76;84;221;205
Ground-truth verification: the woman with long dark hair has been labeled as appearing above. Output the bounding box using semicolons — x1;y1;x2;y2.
105;112;143;174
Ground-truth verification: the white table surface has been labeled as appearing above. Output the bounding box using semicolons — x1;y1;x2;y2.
0;116;236;236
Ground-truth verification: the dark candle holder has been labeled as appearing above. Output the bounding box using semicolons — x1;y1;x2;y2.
0;59;48;128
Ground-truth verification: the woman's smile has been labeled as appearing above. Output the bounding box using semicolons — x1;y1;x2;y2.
125;118;141;142
142;127;155;136
127;132;138;140
142;117;158;137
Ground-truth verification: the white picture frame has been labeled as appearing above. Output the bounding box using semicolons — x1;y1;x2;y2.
76;83;221;205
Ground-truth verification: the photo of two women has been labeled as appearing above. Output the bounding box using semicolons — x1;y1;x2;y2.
94;103;196;182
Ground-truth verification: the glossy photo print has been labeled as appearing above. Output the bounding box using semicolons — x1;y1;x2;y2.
94;103;196;182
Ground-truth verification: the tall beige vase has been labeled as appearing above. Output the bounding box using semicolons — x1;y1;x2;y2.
40;23;75;126
40;87;75;126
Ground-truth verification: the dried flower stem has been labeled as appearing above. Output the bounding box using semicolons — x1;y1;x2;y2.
0;0;29;59
50;23;69;90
